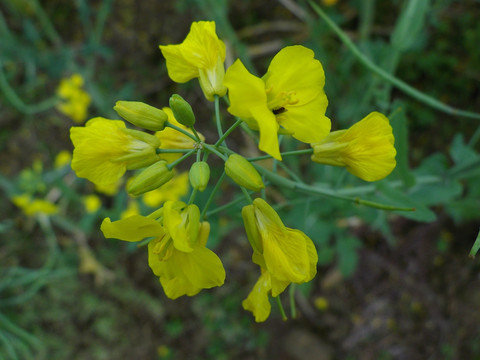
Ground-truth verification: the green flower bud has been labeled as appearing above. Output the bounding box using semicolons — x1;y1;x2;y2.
169;94;195;127
224;154;264;192
189;161;210;192
127;160;174;196
114;101;168;131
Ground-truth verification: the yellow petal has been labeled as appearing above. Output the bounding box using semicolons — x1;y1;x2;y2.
312;112;396;181
278;96;331;143
251;104;282;160
100;215;163;242
159;45;198;83
223;59;267;119
156;244;226;299
242;271;272;322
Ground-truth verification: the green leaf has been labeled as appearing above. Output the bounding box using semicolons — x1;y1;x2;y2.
336;236;361;277
376;182;436;222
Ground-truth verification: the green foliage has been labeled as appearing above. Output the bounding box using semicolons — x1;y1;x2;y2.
1;0;480;358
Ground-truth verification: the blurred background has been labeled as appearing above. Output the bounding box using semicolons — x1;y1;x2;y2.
1;0;480;359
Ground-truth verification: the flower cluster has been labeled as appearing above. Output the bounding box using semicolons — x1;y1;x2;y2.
69;21;396;322
56;74;91;123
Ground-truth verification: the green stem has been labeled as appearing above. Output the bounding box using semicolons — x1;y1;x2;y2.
289;284;297;319
165;121;198;141
240;187;253;204
156;148;193;154
0;63;59;114
359;0;375;42
200;172;226;220
215;118;243;147
248;149;313;162
203;143;228;161
469;228;480;259
191;127;202;142
206;193;246;217
188;188;198;205
214;95;225;145
254;163;414;211
307;0;480;121
278;161;304;183
166;149;195;170
31;0;62;46
275;296;288;321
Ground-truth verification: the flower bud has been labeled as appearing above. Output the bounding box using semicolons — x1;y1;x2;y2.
114;101;168;131
127;160;174;196
169;94;195;127
189;161;210;192
225;154;264;191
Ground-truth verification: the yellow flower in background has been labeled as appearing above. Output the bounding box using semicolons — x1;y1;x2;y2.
101;201;225;299
83;194;101;213
242;270;272;322
159;21;227;101
223;45;330;160
70;117;160;186
12;194;58;216
142;171;189;208
56;74;91;123
121;200;140;219
155;108;204;163
311;112;396;181
242;198;317;297
54;150;72;168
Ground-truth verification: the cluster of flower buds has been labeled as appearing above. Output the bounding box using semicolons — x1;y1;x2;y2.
69;21;396;322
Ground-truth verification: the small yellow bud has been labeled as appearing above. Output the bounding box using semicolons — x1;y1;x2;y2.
169;94;195;127
127;161;174;196
114;101;168;131
189;161;210;192
224;154;264;191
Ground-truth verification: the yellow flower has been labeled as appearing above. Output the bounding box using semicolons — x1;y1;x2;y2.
83;194;101;213
155;108;204;163
159;21;227;101
311;112;396;181
242;198;317;297
100;201;225;299
12;194;58;216
70;117;161;186
56;74;91;123
242;270;272;322
54;150;72;168
223;45;331;160
142;171;189;207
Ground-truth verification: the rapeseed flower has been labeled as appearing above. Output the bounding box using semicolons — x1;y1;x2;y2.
159;21;227;101
70;117;160;186
242;198;317;297
223;45;330;160
311;112;396;181
101;201;225;299
12;194;58;216
56;74;91;123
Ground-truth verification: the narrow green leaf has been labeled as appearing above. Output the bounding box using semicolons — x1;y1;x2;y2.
469;229;480;258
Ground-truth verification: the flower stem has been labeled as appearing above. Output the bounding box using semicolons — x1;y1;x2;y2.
200;171;226;220
166;149;196;170
240;186;253;204
248;149;313;162
156;148;193;154
307;0;480;121
275;296;288;321
165;121;198;142
203;143;228;161
214;95;226;145
215;118;243;147
289;284;297;319
190;127;202;142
